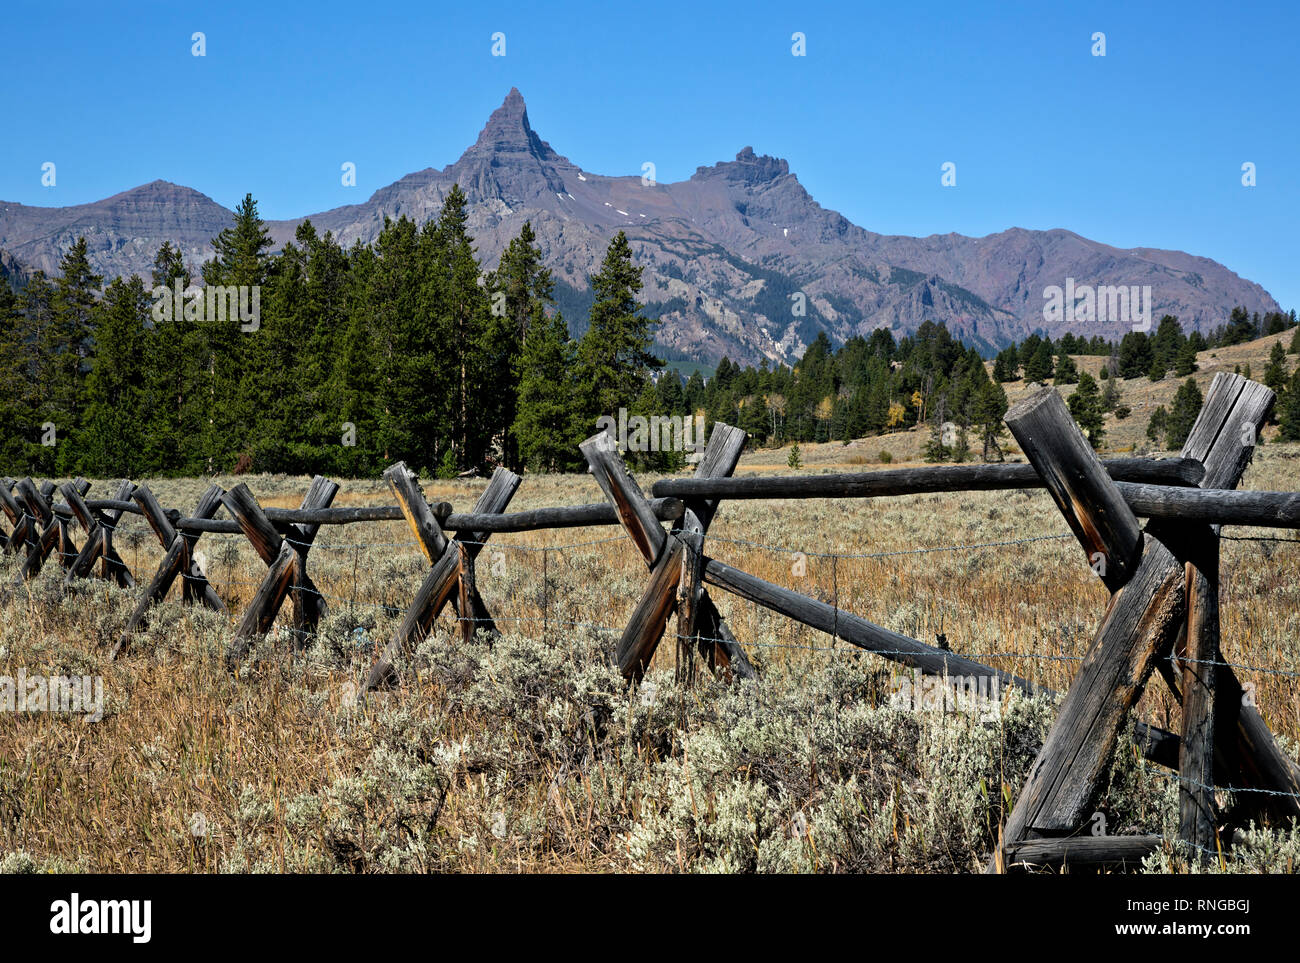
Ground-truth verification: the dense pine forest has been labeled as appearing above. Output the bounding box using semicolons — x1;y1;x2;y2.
1;190;1298;479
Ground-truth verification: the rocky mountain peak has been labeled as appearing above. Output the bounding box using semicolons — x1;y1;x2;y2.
0;90;1282;364
692;147;791;186
465;87;562;163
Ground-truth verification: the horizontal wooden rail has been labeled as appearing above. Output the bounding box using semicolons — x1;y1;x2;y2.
443;498;684;533
699;553;1181;769
1114;482;1300;530
701;554;1041;692
1003;835;1162;870
654;465;1300;530
55;468;1300;535
47;496;686;535
651;457;1205;500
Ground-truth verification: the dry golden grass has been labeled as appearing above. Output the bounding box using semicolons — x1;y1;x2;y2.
2;441;1299;873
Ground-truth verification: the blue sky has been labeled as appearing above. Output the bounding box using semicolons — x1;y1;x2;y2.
2;0;1296;311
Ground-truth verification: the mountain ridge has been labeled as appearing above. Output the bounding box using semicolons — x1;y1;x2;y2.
0;88;1280;363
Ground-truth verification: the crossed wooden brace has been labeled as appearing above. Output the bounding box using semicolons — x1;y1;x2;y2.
2;476;132;586
580;425;756;682
0;477;37;559
222;476;339;666
59;479;137;587
363;464;521;691
0;477;16;555
2;477;81;579
992;373;1300;871
111;483;227;659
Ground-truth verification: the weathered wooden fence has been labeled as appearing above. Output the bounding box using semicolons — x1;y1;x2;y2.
4;372;1300;871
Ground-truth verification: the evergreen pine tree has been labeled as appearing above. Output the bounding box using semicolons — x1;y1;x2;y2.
488;221;553;469
369;216;443;472
201;193;273;471
434;186;496;471
329;241;383;477
1118;332;1153;379
972;378;1008;461
512;309;582;472
1023;340;1054;383
1166;377;1204;449
0;273;29;471
1067;372;1105;449
246;234;310;471
1278;368;1300;441
16;272;56;470
1147;405;1170;444
48;238;101;469
1151;315;1184;371
297;226;352;471
1223;306;1255;345
683;369;706;412
1101;375;1120;412
1263;342;1288;393
140;242;205;474
993;346;1020;382
77;276;149;476
575;231;663;428
1053;352;1079;385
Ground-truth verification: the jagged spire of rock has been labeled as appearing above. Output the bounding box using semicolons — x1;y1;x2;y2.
0;89;1282;363
465;88;565;164
449;88;570;203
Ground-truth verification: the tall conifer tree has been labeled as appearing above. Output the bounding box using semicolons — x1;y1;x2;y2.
78;276;149;476
576;231;662;429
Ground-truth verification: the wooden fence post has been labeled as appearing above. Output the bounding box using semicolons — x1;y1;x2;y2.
38;478;83;572
112;483;227;658
674;423;755;682
282;475;340;634
996;389;1186;856
1179;529;1219;861
179;486;226;607
1005;836;1162;871
384;461;497;638
675;528;704;683
701;555;1039;690
364;467;521;691
58;481;85;566
1003;389;1143;592
15;478;58;580
582;428;759;682
0;479;26;555
581;431;690;681
223;481;339;664
1165;375;1300;826
993;375;1299;870
60;479;137;587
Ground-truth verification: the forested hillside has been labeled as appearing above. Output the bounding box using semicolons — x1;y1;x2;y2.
0;191;1296;479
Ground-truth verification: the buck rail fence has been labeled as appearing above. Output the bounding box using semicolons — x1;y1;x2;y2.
4;371;1300;872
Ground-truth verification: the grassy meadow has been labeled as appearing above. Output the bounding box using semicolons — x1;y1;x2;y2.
3;358;1300;873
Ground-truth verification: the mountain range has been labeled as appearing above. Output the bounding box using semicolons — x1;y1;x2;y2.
0;88;1280;363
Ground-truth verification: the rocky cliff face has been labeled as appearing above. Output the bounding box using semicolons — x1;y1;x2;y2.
0;89;1280;362
0;180;231;281
0;249;22;286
